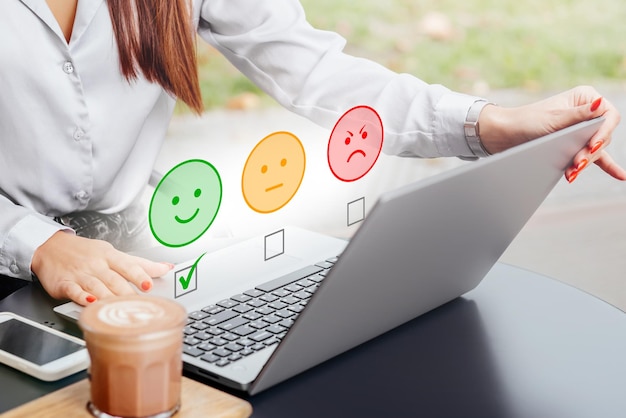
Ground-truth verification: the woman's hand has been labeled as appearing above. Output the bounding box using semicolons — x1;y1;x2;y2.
478;85;626;182
31;231;174;306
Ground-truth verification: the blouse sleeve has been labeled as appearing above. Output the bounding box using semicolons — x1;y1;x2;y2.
0;194;70;280
194;0;482;159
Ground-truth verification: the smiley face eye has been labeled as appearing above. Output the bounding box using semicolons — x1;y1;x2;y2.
361;131;368;139
345;137;350;145
194;188;201;198
172;196;180;205
261;165;268;174
280;158;287;167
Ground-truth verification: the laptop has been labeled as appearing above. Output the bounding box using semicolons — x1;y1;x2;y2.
54;117;603;395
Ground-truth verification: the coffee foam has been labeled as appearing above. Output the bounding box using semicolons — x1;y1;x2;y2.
97;300;166;328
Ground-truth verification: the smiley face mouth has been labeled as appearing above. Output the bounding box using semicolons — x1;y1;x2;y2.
347;149;366;163
175;208;200;224
265;183;284;192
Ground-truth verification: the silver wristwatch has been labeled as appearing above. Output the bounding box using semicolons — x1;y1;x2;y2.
464;99;493;158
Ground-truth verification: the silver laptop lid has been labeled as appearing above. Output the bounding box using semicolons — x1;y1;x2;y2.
250;117;604;394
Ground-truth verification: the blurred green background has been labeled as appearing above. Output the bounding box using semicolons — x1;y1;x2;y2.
187;0;626;113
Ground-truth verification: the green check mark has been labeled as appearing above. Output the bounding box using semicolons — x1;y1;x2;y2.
179;252;206;290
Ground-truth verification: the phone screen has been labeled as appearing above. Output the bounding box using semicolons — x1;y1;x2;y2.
0;319;83;365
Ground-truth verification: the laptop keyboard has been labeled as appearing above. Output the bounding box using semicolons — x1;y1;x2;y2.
182;257;337;368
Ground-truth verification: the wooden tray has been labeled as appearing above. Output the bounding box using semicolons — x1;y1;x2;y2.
2;377;252;418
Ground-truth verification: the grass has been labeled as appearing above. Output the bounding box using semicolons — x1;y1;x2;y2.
183;0;626;113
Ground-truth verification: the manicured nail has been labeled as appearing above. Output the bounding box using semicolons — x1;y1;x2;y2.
576;159;588;171
86;295;97;303
141;280;152;291
590;140;603;154
567;170;579;183
590;97;602;112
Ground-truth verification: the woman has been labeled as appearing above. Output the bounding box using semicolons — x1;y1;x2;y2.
1;0;623;305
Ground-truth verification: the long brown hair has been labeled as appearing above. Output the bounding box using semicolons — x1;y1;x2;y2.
107;0;203;114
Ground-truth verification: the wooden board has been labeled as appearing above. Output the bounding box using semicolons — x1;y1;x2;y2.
2;377;252;418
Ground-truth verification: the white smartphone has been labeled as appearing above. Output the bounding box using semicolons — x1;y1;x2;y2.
0;312;89;381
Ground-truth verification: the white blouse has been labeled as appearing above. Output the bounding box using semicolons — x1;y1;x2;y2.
0;0;482;279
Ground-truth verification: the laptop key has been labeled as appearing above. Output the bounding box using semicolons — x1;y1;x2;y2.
183;336;201;346
260;293;279;303
275;310;295;319
241;348;255;356
194;332;212;341
256;265;323;292
191;321;209;330
266;324;286;334
218;316;249;331
272;288;291;297
243;289;265;297
183;326;197;335
200;353;219;363
279;318;295;328
249;330;273;342
183;345;204;357
268;301;287;310
224;343;243;352
228;353;242;362
251;343;266;351
215;359;230;367
232;324;256;337
213;348;231;358
238;338;255;347
206;327;225;336
263;315;282;324
188;310;209;321
247;299;266;308
208;337;228;346
221;332;239;341
293;291;311;300
232;304;253;314
281;296;300;305
243;311;262;321
216;299;238;309
198;343;216;352
315;261;334;269
231;294;252;303
203;310;237;326
201;305;224;315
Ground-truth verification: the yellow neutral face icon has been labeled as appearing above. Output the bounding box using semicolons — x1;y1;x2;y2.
242;131;306;213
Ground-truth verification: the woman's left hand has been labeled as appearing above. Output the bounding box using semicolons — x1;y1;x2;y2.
478;85;626;182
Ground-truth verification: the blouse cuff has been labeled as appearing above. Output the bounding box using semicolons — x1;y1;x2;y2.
1;214;72;280
432;91;487;159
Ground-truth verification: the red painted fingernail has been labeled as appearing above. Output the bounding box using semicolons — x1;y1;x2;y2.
576;159;588;171
86;295;97;303
141;280;152;291
590;97;602;112
590;140;603;154
567;170;579;183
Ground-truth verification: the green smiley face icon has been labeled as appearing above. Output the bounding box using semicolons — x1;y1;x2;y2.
149;159;222;248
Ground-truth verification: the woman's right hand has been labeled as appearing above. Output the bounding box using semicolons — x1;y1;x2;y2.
31;231;173;306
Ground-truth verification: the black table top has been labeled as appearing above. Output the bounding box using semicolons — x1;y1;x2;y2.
1;263;625;417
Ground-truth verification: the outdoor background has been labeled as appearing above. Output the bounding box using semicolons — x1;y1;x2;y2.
159;1;626;311
185;0;626;112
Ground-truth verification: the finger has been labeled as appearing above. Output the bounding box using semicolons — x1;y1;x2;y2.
587;99;621;151
594;151;626;181
80;275;116;300
57;280;98;307
133;256;175;278
109;254;155;293
97;269;137;296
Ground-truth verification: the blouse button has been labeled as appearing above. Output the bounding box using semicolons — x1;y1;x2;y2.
9;263;20;275
74;190;90;201
63;61;75;74
73;128;85;141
